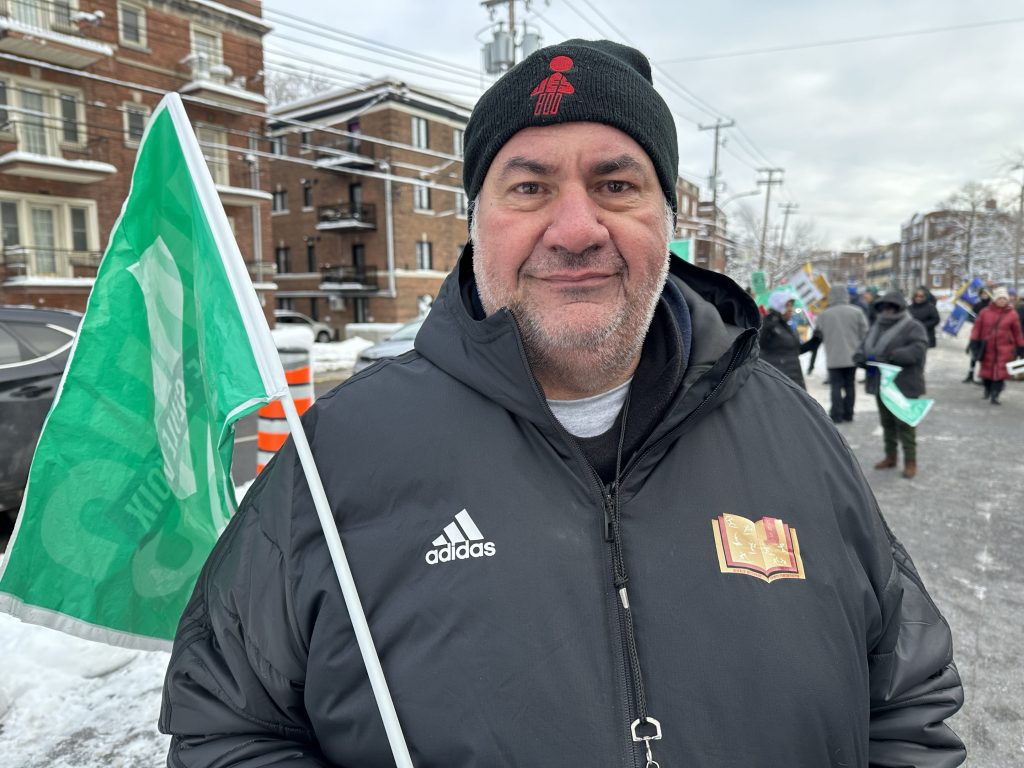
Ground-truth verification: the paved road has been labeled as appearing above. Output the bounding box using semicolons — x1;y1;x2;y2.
230;374;347;487
805;332;1023;767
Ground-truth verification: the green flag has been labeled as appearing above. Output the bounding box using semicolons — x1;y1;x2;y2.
871;362;934;428
0;93;288;650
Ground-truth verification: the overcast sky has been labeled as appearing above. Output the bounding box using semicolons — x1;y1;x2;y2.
262;0;1024;251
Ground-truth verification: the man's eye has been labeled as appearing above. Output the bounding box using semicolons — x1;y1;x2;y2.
514;182;541;194
602;180;633;194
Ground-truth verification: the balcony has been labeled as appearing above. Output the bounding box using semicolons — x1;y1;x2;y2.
179;54;266;109
0;1;112;68
1;246;102;279
314;139;376;171
316;203;376;231
0;118;117;183
319;265;379;292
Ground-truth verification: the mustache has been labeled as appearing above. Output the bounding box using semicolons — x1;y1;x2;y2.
524;246;624;272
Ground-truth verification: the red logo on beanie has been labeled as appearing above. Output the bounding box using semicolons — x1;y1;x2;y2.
530;55;575;116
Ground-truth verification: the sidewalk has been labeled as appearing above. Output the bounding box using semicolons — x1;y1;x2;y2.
805;331;1024;767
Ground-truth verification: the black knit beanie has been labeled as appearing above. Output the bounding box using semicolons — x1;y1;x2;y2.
463;39;678;216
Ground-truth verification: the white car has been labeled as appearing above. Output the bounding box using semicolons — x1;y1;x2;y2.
274;309;335;342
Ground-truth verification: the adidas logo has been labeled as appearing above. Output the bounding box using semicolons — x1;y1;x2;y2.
424;509;496;565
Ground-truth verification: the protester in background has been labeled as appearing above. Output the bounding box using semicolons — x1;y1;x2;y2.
970;286;1024;405
816;286;869;423
855;291;928;479
909;286;940;348
758;289;819;388
859;288;878;325
972;286;991;317
161;39;965;768
1014;289;1024;333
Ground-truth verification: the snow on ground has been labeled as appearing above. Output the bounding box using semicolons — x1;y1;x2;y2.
0;322;1010;766
312;336;374;377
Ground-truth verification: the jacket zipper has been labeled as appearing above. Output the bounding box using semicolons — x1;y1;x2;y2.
505;309;754;766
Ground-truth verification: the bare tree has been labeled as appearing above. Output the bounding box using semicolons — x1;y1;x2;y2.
930;181;1014;285
265;68;334;107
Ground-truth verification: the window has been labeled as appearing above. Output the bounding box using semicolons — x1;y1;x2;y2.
416;241;433;271
196;125;229;185
347;119;361;153
455;191;468;218
124;103;149;145
302;183;313;209
352;243;365;275
300;131;312;152
0;82;8;129
21;89;48;155
59;93;79;144
30;207;56;274
118;2;147;47
275;246;289;274
51;0;71;28
272;189;288;213
306;242;316;272
452;128;464;157
413;184;431;211
1;201;20;249
411;116;428;149
70;207;88;251
190;26;223;78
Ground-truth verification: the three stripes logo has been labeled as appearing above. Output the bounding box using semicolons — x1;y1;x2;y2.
424;509;496;565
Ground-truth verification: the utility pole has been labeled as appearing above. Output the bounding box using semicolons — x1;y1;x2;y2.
757;168;784;275
480;0;541;73
1013;163;1024;295
698;118;734;266
776;202;799;275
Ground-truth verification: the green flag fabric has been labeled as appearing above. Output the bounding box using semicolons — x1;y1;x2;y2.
0;93;288;650
871;362;934;428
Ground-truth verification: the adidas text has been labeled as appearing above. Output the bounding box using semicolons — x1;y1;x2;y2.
425;541;496;565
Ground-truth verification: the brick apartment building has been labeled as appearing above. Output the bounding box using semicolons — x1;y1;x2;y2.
266;81;713;336
0;0;273;316
865;241;899;292
266;79;472;333
808;249;867;288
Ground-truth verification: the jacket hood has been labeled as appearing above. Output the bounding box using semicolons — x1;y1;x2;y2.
415;245;760;437
874;290;907;311
828;286;849;305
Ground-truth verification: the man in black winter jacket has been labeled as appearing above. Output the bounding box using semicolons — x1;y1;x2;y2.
160;39;966;768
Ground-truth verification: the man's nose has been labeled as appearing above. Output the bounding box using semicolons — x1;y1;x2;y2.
541;186;610;254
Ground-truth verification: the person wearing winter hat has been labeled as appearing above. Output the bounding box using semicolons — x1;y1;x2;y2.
161;40;965;768
970;285;1024;404
816;285;869;422
758;289;819;388
854;291;929;478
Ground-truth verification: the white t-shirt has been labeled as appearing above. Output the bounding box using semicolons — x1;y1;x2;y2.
547;378;632;438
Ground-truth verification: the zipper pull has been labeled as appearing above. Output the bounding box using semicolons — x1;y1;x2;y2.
603;490;615;542
632;717;663;768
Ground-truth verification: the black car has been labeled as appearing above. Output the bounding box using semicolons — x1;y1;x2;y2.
0;306;81;539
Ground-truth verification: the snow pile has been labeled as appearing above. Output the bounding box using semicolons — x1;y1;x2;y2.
0;613;170;767
312;336;374;376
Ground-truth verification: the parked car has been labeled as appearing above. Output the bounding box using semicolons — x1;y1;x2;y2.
274;309;335;342
352;316;425;373
1;306;82;537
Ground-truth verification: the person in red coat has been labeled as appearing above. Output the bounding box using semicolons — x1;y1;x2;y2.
970;286;1024;404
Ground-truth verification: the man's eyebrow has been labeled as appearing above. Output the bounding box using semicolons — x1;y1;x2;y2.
495;156;555;180
592;154;647;176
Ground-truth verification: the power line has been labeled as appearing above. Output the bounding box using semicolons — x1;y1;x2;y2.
657;15;1024;64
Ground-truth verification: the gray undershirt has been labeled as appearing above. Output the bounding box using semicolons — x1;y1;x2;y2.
547;378;633;438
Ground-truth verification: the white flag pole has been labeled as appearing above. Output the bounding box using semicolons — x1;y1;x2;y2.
281;395;414;768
